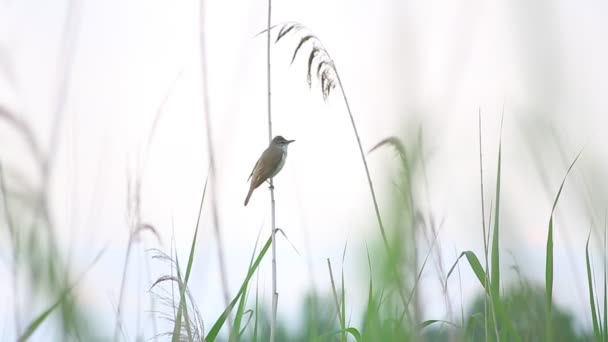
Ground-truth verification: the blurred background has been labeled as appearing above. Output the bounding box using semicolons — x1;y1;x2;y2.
1;0;608;340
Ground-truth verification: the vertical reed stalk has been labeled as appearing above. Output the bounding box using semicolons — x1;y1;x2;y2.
333;72;408;308
477;111;490;342
266;1;278;341
271;24;410;309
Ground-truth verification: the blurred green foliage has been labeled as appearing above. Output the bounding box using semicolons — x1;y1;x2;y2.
423;283;590;342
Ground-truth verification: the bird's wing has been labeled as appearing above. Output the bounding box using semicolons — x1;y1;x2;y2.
247;159;258;182
252;146;283;188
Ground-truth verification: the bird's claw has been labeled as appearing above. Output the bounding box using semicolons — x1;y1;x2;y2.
267;179;274;190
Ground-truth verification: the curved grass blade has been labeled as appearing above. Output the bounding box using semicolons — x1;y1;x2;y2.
491;126;502;302
545;150;582;342
17;249;105;342
313;327;361;342
238;310;254;336
344;327;361;342
587;230;601;341
206;235;272;341
172;176;208;342
446;251;486;287
446;250;521;341
230;228;264;341
417;319;459;331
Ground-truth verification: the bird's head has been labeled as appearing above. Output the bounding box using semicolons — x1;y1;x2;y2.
272;135;295;146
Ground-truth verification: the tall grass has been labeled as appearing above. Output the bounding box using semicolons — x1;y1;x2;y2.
265;1;279;341
544;150;582;342
0;0;105;339
269;21;411;312
0;7;603;342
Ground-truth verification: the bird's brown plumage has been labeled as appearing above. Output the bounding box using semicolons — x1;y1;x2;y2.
244;143;285;206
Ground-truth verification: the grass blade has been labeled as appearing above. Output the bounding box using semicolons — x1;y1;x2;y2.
327;259;343;335
546;216;554;342
602;216;608;341
312;327;362;342
172;177;208;342
173;255;194;342
231;230;264;341
446;250;521;341
252;279;259;342
489;117;505;341
18;297;65;342
206;235;272;341
446;251;486;288
464;313;482;340
587;230;601;341
545;150;582;342
345;327;361;342
17;249;104;342
491;128;502;302
417;319;458;331
340;244;347;342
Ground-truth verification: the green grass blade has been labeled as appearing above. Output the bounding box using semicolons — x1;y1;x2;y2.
17;249;104;342
206;235;272;341
173;253;194;342
490;293;521;342
596;262;604;340
313;327;362;342
172;177;208;342
231;230;263;341
587;231;601;341
366;247;373;312
602;264;608;341
546;217;554;342
491;133;502;302
327;258;344;340
488;113;504;342
340;243;347;342
417;319;459;331
446;251;486;288
363;247;377;339
464;313;482;341
238;310;254;336
252;280;259;342
446;250;521;342
500;323;509;341
18;289;69;342
602;217;608;341
230;285;248;341
341;273;346;342
345;327;361;342
545;150;581;342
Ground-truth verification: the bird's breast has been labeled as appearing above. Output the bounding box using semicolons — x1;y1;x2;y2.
269;150;287;178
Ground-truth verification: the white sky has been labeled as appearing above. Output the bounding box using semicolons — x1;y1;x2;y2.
2;0;608;340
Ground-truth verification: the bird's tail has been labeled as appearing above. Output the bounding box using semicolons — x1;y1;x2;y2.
244;186;254;206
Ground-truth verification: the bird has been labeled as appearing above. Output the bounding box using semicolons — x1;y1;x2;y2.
244;135;295;206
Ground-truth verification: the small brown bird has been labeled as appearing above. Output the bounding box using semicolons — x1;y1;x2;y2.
244;135;295;206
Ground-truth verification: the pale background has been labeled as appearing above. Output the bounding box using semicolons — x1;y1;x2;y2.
2;0;608;340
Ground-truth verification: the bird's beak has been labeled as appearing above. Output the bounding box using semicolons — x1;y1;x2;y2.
287;139;295;144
